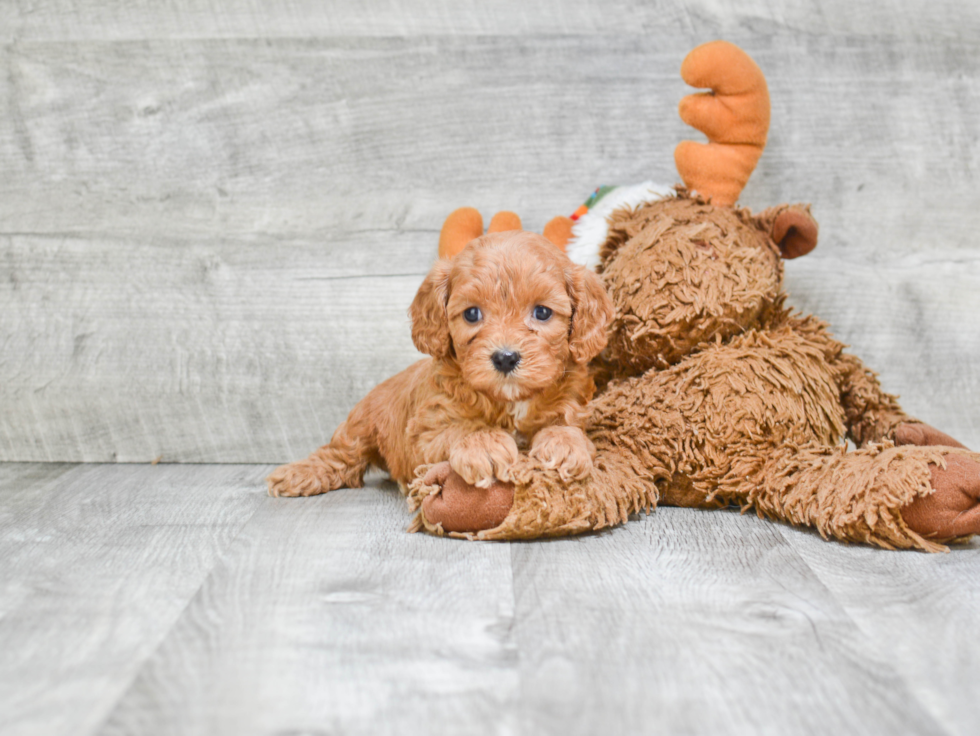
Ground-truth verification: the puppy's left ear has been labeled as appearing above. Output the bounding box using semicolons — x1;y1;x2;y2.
410;260;453;358
566;265;614;363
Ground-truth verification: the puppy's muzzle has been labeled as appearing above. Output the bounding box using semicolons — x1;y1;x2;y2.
491;349;521;374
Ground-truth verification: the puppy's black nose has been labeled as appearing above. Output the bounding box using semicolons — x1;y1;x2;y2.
491;349;521;374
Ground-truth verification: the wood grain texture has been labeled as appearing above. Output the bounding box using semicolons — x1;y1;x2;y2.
779;526;980;736
3;1;979;40
2;5;979;462
509;508;945;735
2;35;978;247
1;233;427;462
0;463;265;736
0;461;76;489
96;479;518;736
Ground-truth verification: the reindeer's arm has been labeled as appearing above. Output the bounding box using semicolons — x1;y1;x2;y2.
836;352;912;447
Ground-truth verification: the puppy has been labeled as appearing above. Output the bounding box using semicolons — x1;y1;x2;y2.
267;230;614;498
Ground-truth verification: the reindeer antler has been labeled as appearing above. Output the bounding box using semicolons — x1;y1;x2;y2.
438;207;483;259
674;41;770;207
437;208;524;259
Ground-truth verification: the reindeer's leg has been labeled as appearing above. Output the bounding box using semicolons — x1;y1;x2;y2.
409;445;664;540
836;351;974;455
836;352;912;446
738;441;980;551
411;437;980;549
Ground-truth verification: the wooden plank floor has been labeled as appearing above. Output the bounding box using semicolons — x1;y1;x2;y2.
2;463;977;736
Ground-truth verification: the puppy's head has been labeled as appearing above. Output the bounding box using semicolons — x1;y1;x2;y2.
410;231;612;402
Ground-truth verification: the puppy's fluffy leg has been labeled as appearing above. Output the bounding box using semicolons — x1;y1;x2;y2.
449;429;520;489
267;403;376;498
529;425;596;482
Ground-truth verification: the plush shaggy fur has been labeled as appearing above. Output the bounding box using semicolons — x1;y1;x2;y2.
564;181;674;270
267;230;613;497
409;192;980;551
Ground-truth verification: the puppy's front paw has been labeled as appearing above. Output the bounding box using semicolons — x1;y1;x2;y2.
267;460;326;497
529;426;595;482
450;430;520;488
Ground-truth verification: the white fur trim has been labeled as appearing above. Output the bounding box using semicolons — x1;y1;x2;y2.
564;181;675;270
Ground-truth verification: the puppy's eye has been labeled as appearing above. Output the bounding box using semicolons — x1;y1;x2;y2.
532;305;553;321
463;307;482;324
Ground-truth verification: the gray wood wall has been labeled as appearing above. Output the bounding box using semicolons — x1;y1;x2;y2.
2;2;979;463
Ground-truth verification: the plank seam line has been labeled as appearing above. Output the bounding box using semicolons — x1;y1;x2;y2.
84;468;272;736
771;523;955;736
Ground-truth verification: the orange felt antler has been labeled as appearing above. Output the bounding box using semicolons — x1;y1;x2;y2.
674;41;770;207
438;208;523;259
543;216;573;251
487;211;522;234
438;207;483;260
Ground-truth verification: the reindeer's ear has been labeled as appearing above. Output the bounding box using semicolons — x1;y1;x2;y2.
410;261;453;358
566;265;614;364
754;204;819;259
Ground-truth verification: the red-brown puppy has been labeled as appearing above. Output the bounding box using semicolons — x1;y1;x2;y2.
267;230;613;497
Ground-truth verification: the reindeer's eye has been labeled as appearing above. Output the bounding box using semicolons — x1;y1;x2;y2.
533;305;553;321
463;307;482;324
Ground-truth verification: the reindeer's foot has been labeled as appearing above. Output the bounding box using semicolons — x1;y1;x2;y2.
902;454;980;542
417;462;515;534
895;422;970;450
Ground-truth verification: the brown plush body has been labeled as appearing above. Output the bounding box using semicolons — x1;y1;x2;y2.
410;193;980;551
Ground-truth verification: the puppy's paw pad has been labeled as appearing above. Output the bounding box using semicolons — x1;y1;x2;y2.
559;452;594;482
267;461;325;497
530;444;593;481
450;431;519;487
530;427;595;481
449;451;496;488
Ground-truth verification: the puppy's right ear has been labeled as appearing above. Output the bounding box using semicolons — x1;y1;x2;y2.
410;260;453;358
566;264;614;364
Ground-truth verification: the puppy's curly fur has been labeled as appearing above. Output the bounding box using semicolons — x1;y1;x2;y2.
267;230;614;497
